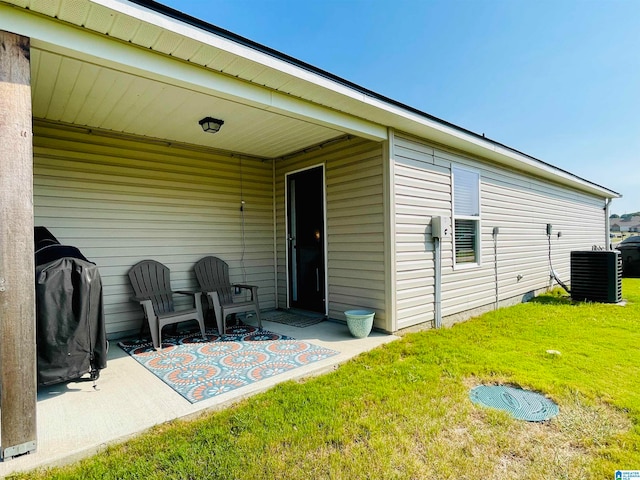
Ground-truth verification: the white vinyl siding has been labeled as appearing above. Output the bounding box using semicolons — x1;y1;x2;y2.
392;132;606;330
275;137;387;330
33;122;275;338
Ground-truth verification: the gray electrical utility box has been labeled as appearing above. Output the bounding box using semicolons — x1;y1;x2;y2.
432;216;451;239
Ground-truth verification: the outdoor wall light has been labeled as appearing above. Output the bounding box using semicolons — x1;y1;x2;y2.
199;117;224;134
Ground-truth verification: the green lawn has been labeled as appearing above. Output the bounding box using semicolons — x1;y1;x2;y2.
14;280;640;479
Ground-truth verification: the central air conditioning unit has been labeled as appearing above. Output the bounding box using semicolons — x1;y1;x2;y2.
570;250;622;303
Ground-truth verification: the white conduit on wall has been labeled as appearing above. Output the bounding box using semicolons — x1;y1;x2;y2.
434;236;442;328
493;227;499;310
432;215;450;329
605;198;612;250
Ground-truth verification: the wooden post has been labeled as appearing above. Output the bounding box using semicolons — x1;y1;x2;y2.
0;30;37;459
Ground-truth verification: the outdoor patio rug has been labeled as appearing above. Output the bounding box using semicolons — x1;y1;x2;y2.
243;309;325;328
118;324;338;403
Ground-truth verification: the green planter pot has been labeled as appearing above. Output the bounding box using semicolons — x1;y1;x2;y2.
344;310;375;338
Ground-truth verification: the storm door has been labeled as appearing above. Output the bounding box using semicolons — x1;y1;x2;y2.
286;166;326;313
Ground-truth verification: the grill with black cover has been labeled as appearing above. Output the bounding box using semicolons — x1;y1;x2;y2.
34;227;107;386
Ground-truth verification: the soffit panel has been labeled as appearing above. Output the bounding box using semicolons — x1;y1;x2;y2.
29;0;58;16
57;0;90;24
206;50;240;72
83;3;117;33
153;30;185;55
130;20;162;47
14;0;365;111
219;57;264;80
6;0;383;137
187;44;220;66
171;37;203;60
249;69;294;90
109;12;140;41
31;48;344;158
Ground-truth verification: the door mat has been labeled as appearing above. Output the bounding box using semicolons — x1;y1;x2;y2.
118;325;338;403
248;310;325;328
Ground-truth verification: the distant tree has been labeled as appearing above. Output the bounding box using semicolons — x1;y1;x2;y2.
610;214;620;219
620;212;640;221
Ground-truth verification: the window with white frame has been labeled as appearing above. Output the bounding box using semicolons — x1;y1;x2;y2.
452;166;480;265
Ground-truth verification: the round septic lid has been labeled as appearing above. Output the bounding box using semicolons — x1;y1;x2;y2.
469;385;559;422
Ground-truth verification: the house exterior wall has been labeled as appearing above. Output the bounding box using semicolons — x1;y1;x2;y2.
33;122;275;338
31;121;608;337
392;131;607;330
274;137;389;330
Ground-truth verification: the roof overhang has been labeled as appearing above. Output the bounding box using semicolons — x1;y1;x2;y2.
0;0;620;199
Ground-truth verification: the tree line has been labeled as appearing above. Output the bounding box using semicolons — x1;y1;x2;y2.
610;212;640;220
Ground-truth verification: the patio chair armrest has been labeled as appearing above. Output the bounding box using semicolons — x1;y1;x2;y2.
233;284;258;300
175;290;203;303
175;290;203;315
131;295;149;302
130;296;152;305
130;297;156;322
233;284;258;290
175;290;201;297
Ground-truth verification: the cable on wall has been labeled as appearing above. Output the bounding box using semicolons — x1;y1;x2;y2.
239;156;247;286
547;226;570;294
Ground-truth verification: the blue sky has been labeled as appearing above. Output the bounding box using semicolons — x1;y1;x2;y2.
160;0;639;215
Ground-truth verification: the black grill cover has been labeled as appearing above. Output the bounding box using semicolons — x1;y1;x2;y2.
34;226;60;250
36;257;108;386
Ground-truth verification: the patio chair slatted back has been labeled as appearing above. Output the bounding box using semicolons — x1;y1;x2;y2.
194;256;261;334
128;260;174;314
194;256;233;305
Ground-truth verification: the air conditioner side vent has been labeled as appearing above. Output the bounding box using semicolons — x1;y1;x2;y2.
570;251;622;303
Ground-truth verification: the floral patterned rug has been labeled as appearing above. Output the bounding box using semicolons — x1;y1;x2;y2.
118;324;338;403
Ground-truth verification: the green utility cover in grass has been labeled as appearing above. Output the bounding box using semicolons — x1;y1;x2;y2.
469;385;559;422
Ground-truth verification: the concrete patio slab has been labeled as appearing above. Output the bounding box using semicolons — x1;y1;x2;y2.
0;318;398;477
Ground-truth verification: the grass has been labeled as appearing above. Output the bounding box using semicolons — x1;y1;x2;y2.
13;279;640;479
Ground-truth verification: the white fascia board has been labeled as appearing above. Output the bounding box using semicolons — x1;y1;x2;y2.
93;0;369;103
361;95;619;199
0;4;387;142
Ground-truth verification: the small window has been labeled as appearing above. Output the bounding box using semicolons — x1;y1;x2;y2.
452;166;480;265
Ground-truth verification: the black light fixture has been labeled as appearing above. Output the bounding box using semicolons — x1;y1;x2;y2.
199;116;224;134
